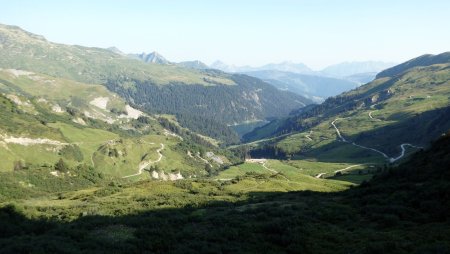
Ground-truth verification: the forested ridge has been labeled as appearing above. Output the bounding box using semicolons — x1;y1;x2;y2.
106;74;312;142
244;59;450;144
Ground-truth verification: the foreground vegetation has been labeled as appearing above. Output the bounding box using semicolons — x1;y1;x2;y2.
1;133;449;253
0;24;449;253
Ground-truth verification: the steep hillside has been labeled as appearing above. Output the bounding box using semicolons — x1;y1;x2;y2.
177;60;209;69
377;52;450;78
243;54;450;166
0;24;224;86
344;72;377;84
129;51;171;64
0;130;448;253
106;73;312;139
106;73;311;123
0;69;238;179
0;24;311;141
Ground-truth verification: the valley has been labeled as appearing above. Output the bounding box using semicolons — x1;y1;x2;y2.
0;21;449;253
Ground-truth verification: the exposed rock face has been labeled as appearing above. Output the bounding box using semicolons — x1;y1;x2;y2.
206;152;224;165
52;104;63;113
150;170;183;181
89;97;109;110
366;89;394;105
135;51;170;64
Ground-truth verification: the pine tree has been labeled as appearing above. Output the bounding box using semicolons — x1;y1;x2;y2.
55;158;69;172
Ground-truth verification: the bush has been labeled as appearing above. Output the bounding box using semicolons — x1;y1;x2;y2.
54;159;69;172
60;145;84;162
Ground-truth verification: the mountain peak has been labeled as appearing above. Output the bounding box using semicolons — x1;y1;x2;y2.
376;52;450;79
0;23;47;42
135;51;170;64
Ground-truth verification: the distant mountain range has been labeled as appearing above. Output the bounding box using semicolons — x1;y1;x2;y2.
243;52;450;160
321;61;397;77
343;72;378;84
208;60;395;77
0;24;312;143
241;70;359;102
207;60;396;100
107;49;396;100
210;60;315;74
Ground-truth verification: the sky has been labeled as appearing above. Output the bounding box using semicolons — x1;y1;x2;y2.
2;0;450;70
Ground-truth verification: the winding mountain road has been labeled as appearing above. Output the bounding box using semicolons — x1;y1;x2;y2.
331;118;422;163
246;159;290;181
315;164;363;178
261;160;277;174
197;153;212;166
315;173;327;178
122;143;165;178
369;110;382;121
331;119;347;142
305;130;313;141
334;164;363;174
389;143;422;163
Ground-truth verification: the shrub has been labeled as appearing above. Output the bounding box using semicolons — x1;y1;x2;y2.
54;159;69;172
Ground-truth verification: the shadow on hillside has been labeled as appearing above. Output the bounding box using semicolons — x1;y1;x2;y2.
1;135;450;253
2;182;450;253
251;106;450;165
1;190;340;253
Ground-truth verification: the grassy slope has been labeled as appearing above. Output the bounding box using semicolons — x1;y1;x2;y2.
247;63;450;167
0;70;218;177
0;132;449;253
0;24;235;86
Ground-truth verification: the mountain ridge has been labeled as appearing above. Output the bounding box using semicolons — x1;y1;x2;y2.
242;53;450;163
321;61;396;78
242;70;359;100
376;52;450;78
130;51;171;64
0;23;312;142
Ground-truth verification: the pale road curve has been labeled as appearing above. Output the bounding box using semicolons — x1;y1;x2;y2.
331;119;422;163
315;164;362;179
315;173;326;178
262;160;290;181
90;153;95;168
351;142;389;159
217;178;233;181
331;119;347;142
262;161;277;174
305;130;313;141
227;133;293;149
369;111;381;121
246;159;290;181
122;143;165;178
197;153;212;167
389;143;422;163
334;164;362;173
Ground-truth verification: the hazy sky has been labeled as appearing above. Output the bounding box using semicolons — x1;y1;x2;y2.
2;0;449;69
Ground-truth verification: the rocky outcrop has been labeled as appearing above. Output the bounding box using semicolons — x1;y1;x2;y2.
150;170;183;181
